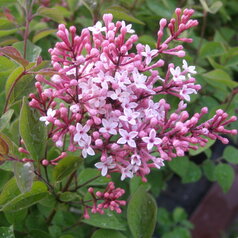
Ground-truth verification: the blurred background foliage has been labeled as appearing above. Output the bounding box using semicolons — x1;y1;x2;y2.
0;0;238;237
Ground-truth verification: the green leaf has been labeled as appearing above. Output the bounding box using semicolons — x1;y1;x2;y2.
77;168;110;186
168;156;189;178
82;210;126;231
214;163;235;193
33;29;56;43
28;229;52;238
37;7;66;24
130;176;150;194
5;67;35;106
0;226;15;238
189;138;215;156
203;69;238;89
2;181;48;212
0;109;14;131
127;186;157;238
157;208;172;226
209;1;223;14
103;6;144;25
200;0;223;14
182;162;202;183
4;208;27;225
0;178;20;206
0;28;24;37
0;0;16;6
138;35;156;49
200;42;225;58
19;97;47;161
91;229;127;238
60;235;74;238
13;41;42;62
0;169;12;192
223;146;238;164
13;161;34;193
67;0;80;11
146;0;172;18
53;156;83;182
172;207;187;223
162;227;191;238
202;159;215;181
0;46;29;67
0;56;17;89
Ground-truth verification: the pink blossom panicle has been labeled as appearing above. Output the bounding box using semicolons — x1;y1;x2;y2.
29;9;237;182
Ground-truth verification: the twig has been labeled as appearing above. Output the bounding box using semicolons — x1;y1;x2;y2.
70;175;100;192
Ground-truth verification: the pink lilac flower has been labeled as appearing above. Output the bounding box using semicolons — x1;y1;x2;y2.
95;156;116;176
141;45;158;65
119;108;140;125
39;108;56;126
170;66;186;81
153;157;165;169
88;21;106;34
78;136;95;158
121;20;135;34
117;129;138;148
182;60;196;74
74;123;90;143
131;153;141;166
142;129;162;150
99;119;118;135
180;84;198;101
121;165;134;180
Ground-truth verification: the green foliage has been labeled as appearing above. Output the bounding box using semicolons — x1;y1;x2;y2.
0;226;15;238
53;156;83;182
36;7;66;24
157;207;193;238
77;168;110;186
103;5;144;25
1;181;48;212
13;161;34;193
214;163;235;193
82;210;127;231
91;229;127;238
13;41;42;62
189;138;215;156
127;186;157;238
19;97;47;162
223;146;238;164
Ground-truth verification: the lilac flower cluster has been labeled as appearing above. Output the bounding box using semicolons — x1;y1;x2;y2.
30;9;237;182
84;182;126;219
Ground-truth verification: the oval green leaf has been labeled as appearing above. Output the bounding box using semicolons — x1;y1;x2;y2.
127;186;157;238
214;163;235;193
2;181;48;212
19;97;47;161
13;161;34;193
223;146;238;164
82;210;126;231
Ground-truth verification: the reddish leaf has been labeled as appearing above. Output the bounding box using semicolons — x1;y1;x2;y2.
0;46;29;67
